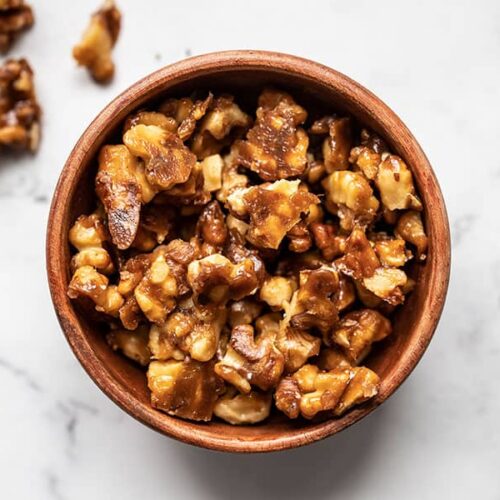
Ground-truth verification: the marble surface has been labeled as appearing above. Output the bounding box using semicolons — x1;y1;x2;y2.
1;0;499;498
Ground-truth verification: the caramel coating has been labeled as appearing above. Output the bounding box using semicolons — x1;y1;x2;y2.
0;1;33;54
68;88;428;425
0;58;40;151
72;0;121;83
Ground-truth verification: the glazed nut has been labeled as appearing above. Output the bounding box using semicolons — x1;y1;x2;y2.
349;145;381;180
106;326;150;366
227;179;319;250
396;210;428;260
201;154;224;192
228;299;263;328
236;89;309;180
214;389;272;425
259;276;296;310
362;267;408;305
72;0;121;83
215;324;285;394
147;359;224;421
0;58;41;151
330;309;392;363
374;239;411;267
310;221;346;261
196;201;227;249
0;1;33;54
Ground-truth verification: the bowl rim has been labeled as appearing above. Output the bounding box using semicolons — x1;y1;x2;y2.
46;50;451;453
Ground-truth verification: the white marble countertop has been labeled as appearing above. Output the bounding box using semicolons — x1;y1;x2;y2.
1;0;499;498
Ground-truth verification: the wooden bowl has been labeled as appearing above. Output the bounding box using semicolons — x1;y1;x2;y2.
46;50;451;453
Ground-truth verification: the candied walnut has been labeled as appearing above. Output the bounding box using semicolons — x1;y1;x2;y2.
68;265;124;317
310;221;346;261
310;116;353;173
123;124;196;190
201;154;224;192
96;145;155;250
317;346;352;371
363;267;408;305
259;276;297;310
287;220;313;253
147;359;223;421
335;276;356;312
349;146;380;180
149;298;226;362
69;212;114;274
196;201;227;251
134;240;197;324
322;171;379;229
0;58;40;151
228;299;262;328
396;210;428;260
330;309;391;363
214;388;272;425
335;226;380;279
215;324;285;394
374;238;411;267
106;325;150;366
304;154;326;184
160;94;213;141
354;279;382;308
72;0;121;83
191;95;251;158
287;266;339;335
0;1;33;53
227;179;319;250
376;154;422;211
131;204;177;252
216;148;249;203
236;89;309;180
118;295;144;330
187;253;260;305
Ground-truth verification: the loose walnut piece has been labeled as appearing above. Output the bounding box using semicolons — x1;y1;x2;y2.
147;359;224;421
214;388;272;425
0;58;40;151
227;179;319;250
72;0;121;83
68;88;428;425
236;89;309;180
0;1;33;54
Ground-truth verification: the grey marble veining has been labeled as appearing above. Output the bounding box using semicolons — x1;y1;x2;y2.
1;0;499;499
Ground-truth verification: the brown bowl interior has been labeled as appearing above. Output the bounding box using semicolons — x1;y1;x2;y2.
47;52;450;452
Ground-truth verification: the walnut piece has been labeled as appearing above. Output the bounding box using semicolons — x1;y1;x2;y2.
0;1;33;54
72;0;121;83
214;388;271;425
107;325;150;366
396;210;428;260
0;58;40;151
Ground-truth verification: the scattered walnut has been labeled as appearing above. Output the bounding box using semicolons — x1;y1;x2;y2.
330;309;391;363
72;0;121;83
0;0;33;54
214;388;271;425
0;58;40;151
236;89;309;180
106;325;150;366
227;179;319;250
147;359;224;421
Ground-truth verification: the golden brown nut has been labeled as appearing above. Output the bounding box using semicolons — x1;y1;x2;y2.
214;388;272;425
123;124;196;191
287;220;313;253
349;146;380;180
201;154;224;192
147;359;224;421
106;325;150;366
396;210;428;260
72;0;121;83
376;154;422;211
0;58;40;151
362;267;408;305
228;299;263;328
68;265;124;317
275;364;378;419
215;324;285;394
118;295;144;330
69;212;114;274
335;226;380;280
149;297;226;362
216;148;249;203
96;145;156;249
330;309;391;363
131;204;177;252
322;171;379;230
236;89;309;180
0;1;33;54
259;276;297;310
335;276;356;312
187;253;260;305
310;221;346;261
227;179;319;250
374;238;411;267
123;110;177;134
191;95;251;158
316;346;352;371
196;201;227;251
310;116;353;173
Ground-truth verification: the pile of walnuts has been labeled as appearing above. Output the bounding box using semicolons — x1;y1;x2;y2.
68;88;428;424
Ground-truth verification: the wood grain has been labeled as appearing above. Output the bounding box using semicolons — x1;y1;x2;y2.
46;50;451;453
